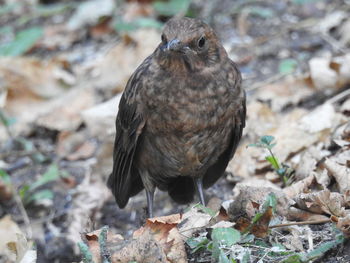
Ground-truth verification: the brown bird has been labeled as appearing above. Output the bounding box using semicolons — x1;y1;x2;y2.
107;17;246;217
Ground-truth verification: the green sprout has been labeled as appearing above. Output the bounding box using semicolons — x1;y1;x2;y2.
248;135;293;186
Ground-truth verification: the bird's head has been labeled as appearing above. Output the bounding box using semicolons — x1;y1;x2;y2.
155;17;226;73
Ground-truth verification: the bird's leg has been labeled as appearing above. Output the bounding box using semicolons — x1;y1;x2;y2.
146;190;154;218
194;178;206;206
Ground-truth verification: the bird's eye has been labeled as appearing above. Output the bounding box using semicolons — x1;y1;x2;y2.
161;34;167;43
197;36;206;48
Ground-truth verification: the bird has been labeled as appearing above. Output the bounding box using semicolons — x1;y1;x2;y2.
107;16;246;218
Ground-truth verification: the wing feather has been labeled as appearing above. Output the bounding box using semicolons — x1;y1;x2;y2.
107;58;151;208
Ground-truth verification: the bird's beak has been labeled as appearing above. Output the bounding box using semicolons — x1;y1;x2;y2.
166;39;184;52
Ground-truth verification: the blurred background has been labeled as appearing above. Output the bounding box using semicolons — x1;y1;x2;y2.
0;0;349;262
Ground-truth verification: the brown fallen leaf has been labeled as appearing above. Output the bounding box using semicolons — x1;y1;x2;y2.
309;57;338;91
83;228;124;263
228;185;293;222
36;87;96;131
283;174;315;199
331;213;350;237
99;214;187;263
0;179;12;202
90;28;159;92
294;150;318;180
81;94;121;139
294;190;346;217
287;207;330;222
66;140;97;161
234;217;251;233
177;207;212;239
324;158;350;193
56;130;93;160
251;206;274;238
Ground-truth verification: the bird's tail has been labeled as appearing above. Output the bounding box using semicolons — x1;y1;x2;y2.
168;177;195;204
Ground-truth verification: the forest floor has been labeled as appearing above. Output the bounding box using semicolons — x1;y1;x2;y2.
0;0;350;262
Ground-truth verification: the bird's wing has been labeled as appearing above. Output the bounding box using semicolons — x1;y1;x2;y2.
107;58;151;208
203;62;246;188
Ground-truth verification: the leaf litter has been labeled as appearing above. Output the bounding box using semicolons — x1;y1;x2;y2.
1;0;350;263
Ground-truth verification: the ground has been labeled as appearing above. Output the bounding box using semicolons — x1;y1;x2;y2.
0;0;349;262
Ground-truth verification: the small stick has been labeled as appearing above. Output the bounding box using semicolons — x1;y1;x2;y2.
326;88;350;104
269;218;331;229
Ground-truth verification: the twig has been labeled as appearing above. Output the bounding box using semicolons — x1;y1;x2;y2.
326;88;350;104
269;218;331;229
320;32;349;54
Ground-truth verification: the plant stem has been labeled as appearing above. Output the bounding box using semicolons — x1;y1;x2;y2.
267;148;280;170
269;219;331;228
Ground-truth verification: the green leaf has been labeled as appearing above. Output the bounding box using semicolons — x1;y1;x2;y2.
251;212;263;224
114;17;163;33
240;250;251;263
281;254;303;263
265;156;280;170
279;59;298;74
0;27;43;56
239;234;254;244
19;185;30;200
211;228;241;247
194;203;216;217
0;110;16;127
15;137;34;152
260;135;275;146
246;6;274;18
186;236;209;253
262;193;277;212
78;242;94;263
114;20;137;32
218;250;230;263
211;241;221;261
134;17;163;29
0;169;11;185
29;164;60;191
153;0;191;16
277;167;287;176
301;239;343;261
25;189;54;204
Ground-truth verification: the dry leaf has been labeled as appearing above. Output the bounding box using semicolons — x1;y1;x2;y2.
0;179;12;202
81;94;121;139
283;175;315;199
177;206;212;238
287;207;330;222
309;57;338;90
228;185;293;221
107;214;187;263
67;0;116;30
83;228;123;263
0;57;76;136
90;29;159;91
294;190;346;217
251;206;273;238
0;215;36;262
331;213;350;237
313;170;331;188
36;87;96;131
67;174;111;249
66;140;97;161
282;226;305;252
324;158;350;193
299;103;336;133
294;151;318;180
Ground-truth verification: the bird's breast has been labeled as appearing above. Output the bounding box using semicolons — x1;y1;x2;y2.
140;75;236;175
